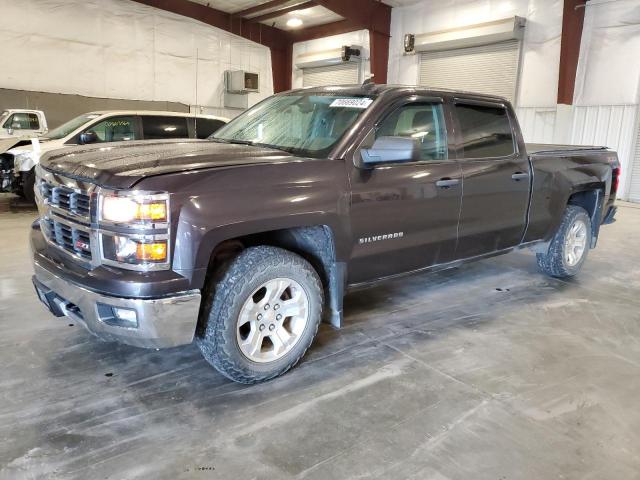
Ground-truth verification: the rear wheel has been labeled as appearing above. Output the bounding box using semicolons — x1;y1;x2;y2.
536;205;591;278
197;246;323;384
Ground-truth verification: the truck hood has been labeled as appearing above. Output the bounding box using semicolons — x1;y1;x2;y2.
39;139;300;189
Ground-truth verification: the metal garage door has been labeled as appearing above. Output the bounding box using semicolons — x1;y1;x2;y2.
629;122;640;203
419;40;520;102
302;62;360;87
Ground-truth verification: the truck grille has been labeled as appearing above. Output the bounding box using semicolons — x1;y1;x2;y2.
41;217;93;261
39;182;91;218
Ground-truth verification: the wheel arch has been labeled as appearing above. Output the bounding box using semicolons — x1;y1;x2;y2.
196;223;347;333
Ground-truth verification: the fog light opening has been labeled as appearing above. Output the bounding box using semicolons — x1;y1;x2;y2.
113;307;138;327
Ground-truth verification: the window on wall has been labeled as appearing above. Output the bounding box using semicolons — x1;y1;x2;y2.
142;116;188;139
3;112;40;130
86;116;137;142
455;103;515;158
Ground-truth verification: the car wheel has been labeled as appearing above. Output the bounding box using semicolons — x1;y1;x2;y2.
197;246;323;384
536;205;592;278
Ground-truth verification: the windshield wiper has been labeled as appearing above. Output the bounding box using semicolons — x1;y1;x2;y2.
209;138;255;146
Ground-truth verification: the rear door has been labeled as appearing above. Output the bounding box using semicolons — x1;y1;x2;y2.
453;99;530;258
347;96;463;284
141;116;189;139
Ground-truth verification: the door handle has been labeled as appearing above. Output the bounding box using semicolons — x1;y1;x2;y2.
511;172;529;181
436;178;460;188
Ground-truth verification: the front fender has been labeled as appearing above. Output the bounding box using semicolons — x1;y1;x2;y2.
135;159;352;290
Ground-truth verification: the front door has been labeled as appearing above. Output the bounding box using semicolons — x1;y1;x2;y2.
347;98;462;284
453;100;531;259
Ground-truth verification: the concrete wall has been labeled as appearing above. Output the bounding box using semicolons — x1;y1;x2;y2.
0;0;274;122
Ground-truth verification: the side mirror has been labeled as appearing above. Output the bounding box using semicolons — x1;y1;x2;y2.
80;131;98;144
6;127;13;135
360;136;418;166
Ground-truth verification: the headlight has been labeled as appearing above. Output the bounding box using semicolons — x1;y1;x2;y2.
102;235;168;265
101;193;168;224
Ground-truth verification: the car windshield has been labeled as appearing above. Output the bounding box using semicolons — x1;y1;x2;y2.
0;111;9;125
43;113;102;140
210;93;376;158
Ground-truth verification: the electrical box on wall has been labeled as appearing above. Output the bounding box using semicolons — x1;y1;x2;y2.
225;70;260;94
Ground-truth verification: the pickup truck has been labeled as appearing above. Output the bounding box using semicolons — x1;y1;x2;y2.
2;110;227;201
0;109;48;139
30;85;619;384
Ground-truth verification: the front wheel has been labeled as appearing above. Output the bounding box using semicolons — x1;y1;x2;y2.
197;246;323;384
536;205;592;278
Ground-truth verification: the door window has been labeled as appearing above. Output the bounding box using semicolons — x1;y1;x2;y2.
3;113;40;130
86;116;137;142
455;103;515;158
373;102;448;162
142;116;188;139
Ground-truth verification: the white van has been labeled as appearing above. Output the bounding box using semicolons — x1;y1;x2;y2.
3;110;228;201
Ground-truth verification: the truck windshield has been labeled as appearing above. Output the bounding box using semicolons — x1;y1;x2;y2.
43;113;102;140
210;94;376;158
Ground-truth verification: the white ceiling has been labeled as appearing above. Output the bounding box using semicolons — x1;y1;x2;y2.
186;0;420;31
188;0;273;13
258;5;343;31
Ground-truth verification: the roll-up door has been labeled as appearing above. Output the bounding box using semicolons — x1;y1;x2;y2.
302;62;360;88
418;40;520;102
629;122;640;203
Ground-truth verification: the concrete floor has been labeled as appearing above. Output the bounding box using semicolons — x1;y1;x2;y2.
1;204;640;480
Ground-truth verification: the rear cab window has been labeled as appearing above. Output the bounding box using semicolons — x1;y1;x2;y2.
195;118;225;139
142;116;189;139
454;102;515;158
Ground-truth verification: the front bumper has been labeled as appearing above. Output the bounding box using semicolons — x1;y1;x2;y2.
32;253;201;349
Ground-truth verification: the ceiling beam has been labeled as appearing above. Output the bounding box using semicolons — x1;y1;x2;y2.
287;18;364;43
233;0;292;18
248;1;317;24
132;0;289;50
557;0;586;104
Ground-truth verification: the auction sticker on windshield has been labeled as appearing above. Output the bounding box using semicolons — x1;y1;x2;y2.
330;98;373;109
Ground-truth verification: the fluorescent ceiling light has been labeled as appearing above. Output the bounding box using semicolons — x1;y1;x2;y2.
286;17;303;28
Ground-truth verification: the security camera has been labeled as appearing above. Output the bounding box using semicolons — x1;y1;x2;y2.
404;34;415;53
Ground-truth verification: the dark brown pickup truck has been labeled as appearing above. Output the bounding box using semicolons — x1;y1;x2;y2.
30;84;619;383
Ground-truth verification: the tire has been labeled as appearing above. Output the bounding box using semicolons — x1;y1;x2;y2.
536;205;592;278
22;169;36;203
197;246;323;384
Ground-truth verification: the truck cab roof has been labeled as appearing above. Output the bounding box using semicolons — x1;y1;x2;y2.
283;83;509;103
